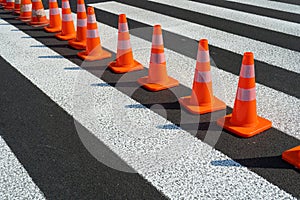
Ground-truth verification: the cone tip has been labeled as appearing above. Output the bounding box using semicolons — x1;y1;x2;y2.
87;6;94;15
119;14;127;23
243;52;254;65
153;24;162;35
199;39;209;51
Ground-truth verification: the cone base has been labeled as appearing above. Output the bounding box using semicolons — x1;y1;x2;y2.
55;32;76;41
137;76;179;92
29;20;49;27
18;17;31;22
77;50;112;62
44;26;61;33
179;96;226;114
108;60;144;74
68;39;86;50
217;114;272;138
14;10;20;14
282;146;300;169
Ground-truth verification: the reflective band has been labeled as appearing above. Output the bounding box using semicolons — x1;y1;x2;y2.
118;40;131;50
194;70;212;83
77;18;87;27
150;53;166;64
6;0;14;2
77;4;85;12
50;8;59;15
21;4;32;12
15;0;20;3
87;15;96;23
240;64;255;78
87;29;99;38
118;23;128;32
62;13;73;21
197;50;210;63
237;87;256;101
32;0;39;2
32;9;45;17
49;0;56;2
62;1;69;9
152;35;163;45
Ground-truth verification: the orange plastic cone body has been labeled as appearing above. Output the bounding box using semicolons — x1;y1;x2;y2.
77;7;111;61
4;0;14;10
13;0;20;14
44;0;61;32
68;0;87;49
0;0;5;7
217;52;272;137
137;25;178;91
18;0;31;21
282;146;300;169
108;14;144;73
29;0;48;26
179;39;226;114
55;0;76;40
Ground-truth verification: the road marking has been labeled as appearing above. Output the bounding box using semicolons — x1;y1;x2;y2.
0;18;296;199
89;1;300;74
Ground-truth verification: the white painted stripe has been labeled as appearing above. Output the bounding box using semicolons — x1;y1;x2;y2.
196;50;210;63
152;34;163;45
149;0;300;37
62;13;73;22
0;17;295;200
87;14;96;23
77;4;86;12
50;8;59;15
194;70;212;83
150;53;166;63
87;29;99;38
90;2;300;74
62;1;70;9
0;136;46;199
77;18;87;27
118;22;128;32
117;40;131;50
237;87;256;101
240;65;255;78
21;4;32;12
226;0;300;15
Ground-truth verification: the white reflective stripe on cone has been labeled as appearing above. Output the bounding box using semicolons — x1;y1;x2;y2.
240;64;255;78
194;70;212;83
62;1;70;9
49;0;56;2
150;53;166;64
77;4;86;12
87;15;96;23
117;40;131;50
35;9;46;16
197;50;210;63
237;87;256;101
152;35;163;46
50;8;60;15
31;0;39;2
118;23;128;32
6;0;15;2
21;4;32;12
77;18;87;27
15;0;20;4
87;29;99;38
62;13;73;22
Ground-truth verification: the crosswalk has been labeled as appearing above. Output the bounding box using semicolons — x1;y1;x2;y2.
0;0;299;199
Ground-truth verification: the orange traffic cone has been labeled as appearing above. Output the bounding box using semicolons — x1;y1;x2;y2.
4;0;14;10
0;0;5;7
18;0;31;21
77;7;111;61
55;0;75;40
108;14;144;73
68;0;87;49
44;0;61;32
29;0;48;27
13;0;20;14
137;25;178;91
282;146;300;169
217;52;272;137
179;39;226;114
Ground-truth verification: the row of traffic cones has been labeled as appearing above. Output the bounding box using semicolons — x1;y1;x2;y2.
1;0;298;169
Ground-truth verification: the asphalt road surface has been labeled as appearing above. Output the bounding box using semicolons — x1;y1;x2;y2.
0;0;299;199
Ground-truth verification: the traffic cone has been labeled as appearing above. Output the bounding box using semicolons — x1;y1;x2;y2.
68;0;87;49
0;0;5;7
137;25;178;91
55;0;75;40
179;39;226;114
4;0;14;10
108;14;143;73
29;0;48;27
217;52;272;137
13;0;20;14
282;146;300;169
77;7;111;61
18;0;31;21
44;0;61;33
